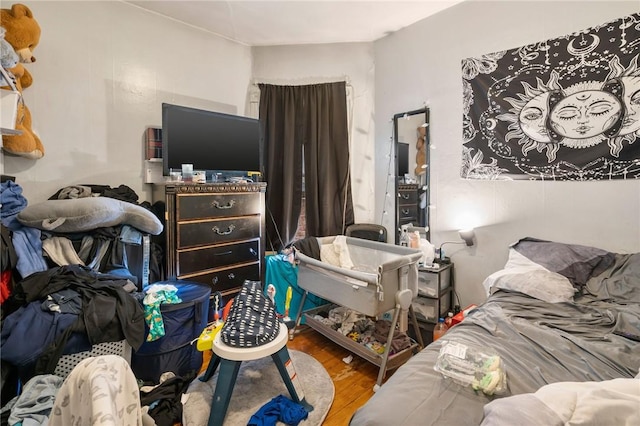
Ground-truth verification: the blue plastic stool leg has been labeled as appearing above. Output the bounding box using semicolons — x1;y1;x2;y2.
207;359;242;426
200;353;221;382
271;346;314;412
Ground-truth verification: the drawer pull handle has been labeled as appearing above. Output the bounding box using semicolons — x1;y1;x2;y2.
249;248;257;256
402;209;410;215
212;273;235;285
400;193;410;200
212;224;236;235
212;199;236;209
215;250;233;256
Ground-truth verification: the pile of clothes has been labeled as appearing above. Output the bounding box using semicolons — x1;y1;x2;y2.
311;306;412;355
0;181;167;423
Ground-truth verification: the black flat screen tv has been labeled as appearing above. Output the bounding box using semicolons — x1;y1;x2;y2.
162;103;262;177
398;142;409;178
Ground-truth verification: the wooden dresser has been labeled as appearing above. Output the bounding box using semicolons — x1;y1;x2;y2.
154;182;267;296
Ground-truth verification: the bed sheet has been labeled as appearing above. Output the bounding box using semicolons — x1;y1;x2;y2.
350;242;640;426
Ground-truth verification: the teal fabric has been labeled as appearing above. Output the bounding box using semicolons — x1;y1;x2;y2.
144;287;182;342
264;254;327;324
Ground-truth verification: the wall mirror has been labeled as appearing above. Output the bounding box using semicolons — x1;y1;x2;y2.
393;107;430;244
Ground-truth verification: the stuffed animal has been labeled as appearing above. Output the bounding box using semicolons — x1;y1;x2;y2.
415;125;427;175
1;4;39;89
0;28;19;70
1;3;44;159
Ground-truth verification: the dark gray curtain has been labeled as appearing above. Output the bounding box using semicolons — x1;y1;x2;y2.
259;82;354;251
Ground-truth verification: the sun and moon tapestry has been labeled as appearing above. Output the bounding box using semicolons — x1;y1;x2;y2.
461;12;640;181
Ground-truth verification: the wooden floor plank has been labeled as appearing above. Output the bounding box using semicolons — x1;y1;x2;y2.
285;327;381;425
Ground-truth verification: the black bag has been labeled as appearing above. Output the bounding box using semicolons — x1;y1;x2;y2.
220;280;279;348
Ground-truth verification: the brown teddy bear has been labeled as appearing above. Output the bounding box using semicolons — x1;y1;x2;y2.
414;125;427;175
1;3;44;159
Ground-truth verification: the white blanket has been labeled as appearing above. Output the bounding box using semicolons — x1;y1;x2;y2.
481;377;640;426
320;235;354;269
49;355;153;426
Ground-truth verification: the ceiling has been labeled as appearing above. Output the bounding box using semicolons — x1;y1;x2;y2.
125;1;465;46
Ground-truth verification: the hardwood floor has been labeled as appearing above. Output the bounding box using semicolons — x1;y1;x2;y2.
199;325;387;425
287;326;380;425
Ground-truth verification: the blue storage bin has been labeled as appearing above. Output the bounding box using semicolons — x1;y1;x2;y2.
131;281;210;383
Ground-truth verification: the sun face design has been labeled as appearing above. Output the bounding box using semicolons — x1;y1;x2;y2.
602;54;640;157
548;81;623;148
496;71;562;162
606;55;640;136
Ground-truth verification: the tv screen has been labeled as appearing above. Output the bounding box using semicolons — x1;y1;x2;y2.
398;142;409;177
162;103;261;176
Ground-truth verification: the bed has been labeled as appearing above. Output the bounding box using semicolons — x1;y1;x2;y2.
350;237;640;425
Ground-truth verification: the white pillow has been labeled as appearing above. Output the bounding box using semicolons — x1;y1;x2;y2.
482;267;576;303
17;197;163;235
504;248;543;269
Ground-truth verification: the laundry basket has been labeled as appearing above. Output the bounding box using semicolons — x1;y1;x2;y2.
54;340;132;379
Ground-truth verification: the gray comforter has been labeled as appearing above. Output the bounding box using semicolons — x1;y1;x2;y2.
350;239;640;425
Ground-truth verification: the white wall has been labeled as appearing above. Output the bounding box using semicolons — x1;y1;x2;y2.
375;1;640;307
1;1;252;204
5;1;639;308
251;43;376;224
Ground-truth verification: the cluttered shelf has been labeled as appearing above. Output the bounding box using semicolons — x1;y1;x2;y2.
302;304;420;372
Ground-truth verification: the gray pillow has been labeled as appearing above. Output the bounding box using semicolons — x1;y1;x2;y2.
17;197;163;235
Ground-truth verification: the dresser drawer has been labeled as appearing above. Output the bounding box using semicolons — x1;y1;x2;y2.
398;205;418;222
398;190;418;204
176;192;262;220
413;292;451;323
183;263;261;294
177;240;260;275
417;268;451;298
178;216;261;249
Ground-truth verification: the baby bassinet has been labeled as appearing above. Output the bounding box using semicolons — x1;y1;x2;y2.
292;236;423;389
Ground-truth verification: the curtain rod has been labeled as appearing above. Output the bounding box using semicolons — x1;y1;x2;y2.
251;75;352;87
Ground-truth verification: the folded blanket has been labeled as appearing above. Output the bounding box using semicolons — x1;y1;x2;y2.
481;377;640;426
319;236;354;269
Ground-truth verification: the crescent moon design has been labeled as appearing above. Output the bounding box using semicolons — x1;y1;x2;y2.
567;34;600;56
486;118;497;130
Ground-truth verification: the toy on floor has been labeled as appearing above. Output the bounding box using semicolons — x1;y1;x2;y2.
196;292;224;352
